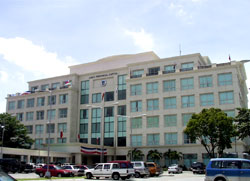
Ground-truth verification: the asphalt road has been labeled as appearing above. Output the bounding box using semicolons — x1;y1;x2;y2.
10;171;205;181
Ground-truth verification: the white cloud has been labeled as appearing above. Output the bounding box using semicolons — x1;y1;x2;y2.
124;28;154;51
168;2;193;23
0;37;79;78
0;71;8;82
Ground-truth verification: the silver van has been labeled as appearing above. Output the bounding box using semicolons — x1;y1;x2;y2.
131;161;149;178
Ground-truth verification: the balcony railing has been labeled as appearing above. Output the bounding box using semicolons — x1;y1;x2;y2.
198;65;212;69
163;70;176;74
130;74;142;79
216;62;231;67
146;72;159;76
180;67;193;72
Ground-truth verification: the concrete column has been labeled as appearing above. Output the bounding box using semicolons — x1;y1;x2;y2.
75;153;82;165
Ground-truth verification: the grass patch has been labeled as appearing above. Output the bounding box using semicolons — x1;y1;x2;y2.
17;176;85;181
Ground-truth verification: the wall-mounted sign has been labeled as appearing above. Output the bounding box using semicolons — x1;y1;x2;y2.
101;80;107;87
89;72;118;79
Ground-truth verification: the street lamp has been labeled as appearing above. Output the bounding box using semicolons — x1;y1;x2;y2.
45;90;52;178
0;125;5;159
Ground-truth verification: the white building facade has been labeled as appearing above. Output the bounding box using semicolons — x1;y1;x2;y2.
6;52;249;167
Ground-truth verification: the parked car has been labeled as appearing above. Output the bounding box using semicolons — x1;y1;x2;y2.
19;161;35;173
35;164;74;177
85;162;134;180
62;165;85;176
77;165;94;170
0;158;21;173
131;161;150;178
168;164;183;174
146;162;163;176
205;158;250;181
0;168;17;181
191;162;206;174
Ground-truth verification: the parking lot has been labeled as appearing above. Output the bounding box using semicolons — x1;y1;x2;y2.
10;171;205;181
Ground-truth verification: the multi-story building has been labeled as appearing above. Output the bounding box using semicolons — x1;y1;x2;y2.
6;51;249;167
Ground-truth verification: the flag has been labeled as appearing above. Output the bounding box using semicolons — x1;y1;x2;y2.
229;54;231;62
96;137;99;145
102;92;105;101
60;131;63;138
80;146;107;155
21;91;31;95
78;134;80;140
64;80;71;87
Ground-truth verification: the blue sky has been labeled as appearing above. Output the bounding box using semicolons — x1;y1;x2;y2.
0;0;250;113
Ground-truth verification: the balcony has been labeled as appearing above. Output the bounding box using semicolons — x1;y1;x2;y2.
180;67;193;72
216;62;231;67
130;74;142;79
198;65;212;69
163;70;176;74
146;72;159;76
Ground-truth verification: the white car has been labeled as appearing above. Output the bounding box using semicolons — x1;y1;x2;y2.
62;165;85;176
168;164;183;174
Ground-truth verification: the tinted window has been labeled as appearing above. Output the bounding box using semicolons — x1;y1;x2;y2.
112;164;120;169
120;163;127;168
147;163;155;167
134;163;142;167
241;161;250;169
104;164;110;169
96;165;103;169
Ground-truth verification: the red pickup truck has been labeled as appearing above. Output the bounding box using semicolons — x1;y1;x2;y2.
35;164;74;177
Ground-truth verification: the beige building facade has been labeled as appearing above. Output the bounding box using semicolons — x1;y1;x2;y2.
5;52;249;167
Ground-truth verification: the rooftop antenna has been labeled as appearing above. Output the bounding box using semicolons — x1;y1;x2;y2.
179;44;182;56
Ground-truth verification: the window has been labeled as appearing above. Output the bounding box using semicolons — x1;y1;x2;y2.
200;93;214;106
165;133;177;145
147;116;159;128
147;67;160;76
52;82;60;89
219;91;234;104
81;80;89;104
37;97;45;107
25;125;33;134
147;134;159;146
47;109;56;120
181;77;194;90
182;95;195;108
92;93;101;103
181;62;194;71
27;98;35;108
58;123;67;133
46;138;54;144
131;101;142;112
16;113;23;121
131;69;144;78
146;82;158;94
59;108;67;118
131;84;142;96
104;107;114;140
147;99;159;111
224;110;235;118
8;101;15;110
163;80;176;92
17;100;25;109
91;108;101;141
118;106;126;138
131;135;142;146
57;138;67;143
164;115;177;127
59;94;68;104
31;86;38;91
104;92;114;102
182;113;192;126
47;123;55;133
118;75;126;100
36;111;44;120
218;73;232;86
80;109;88;143
48;95;56;105
184;133;196;144
164;97;177;109
131;117;142;129
199;75;212;88
26;112;34;121
35;139;43;148
35;125;44;134
164;65;176;73
104;164;110;169
41;84;49;91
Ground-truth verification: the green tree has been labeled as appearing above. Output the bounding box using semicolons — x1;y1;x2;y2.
0;113;34;149
184;108;236;158
147;149;162;163
127;148;144;161
164;149;182;166
234;108;250;140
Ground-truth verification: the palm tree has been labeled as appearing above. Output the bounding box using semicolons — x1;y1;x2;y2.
147;149;162;163
127;148;144;161
164;149;182;166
